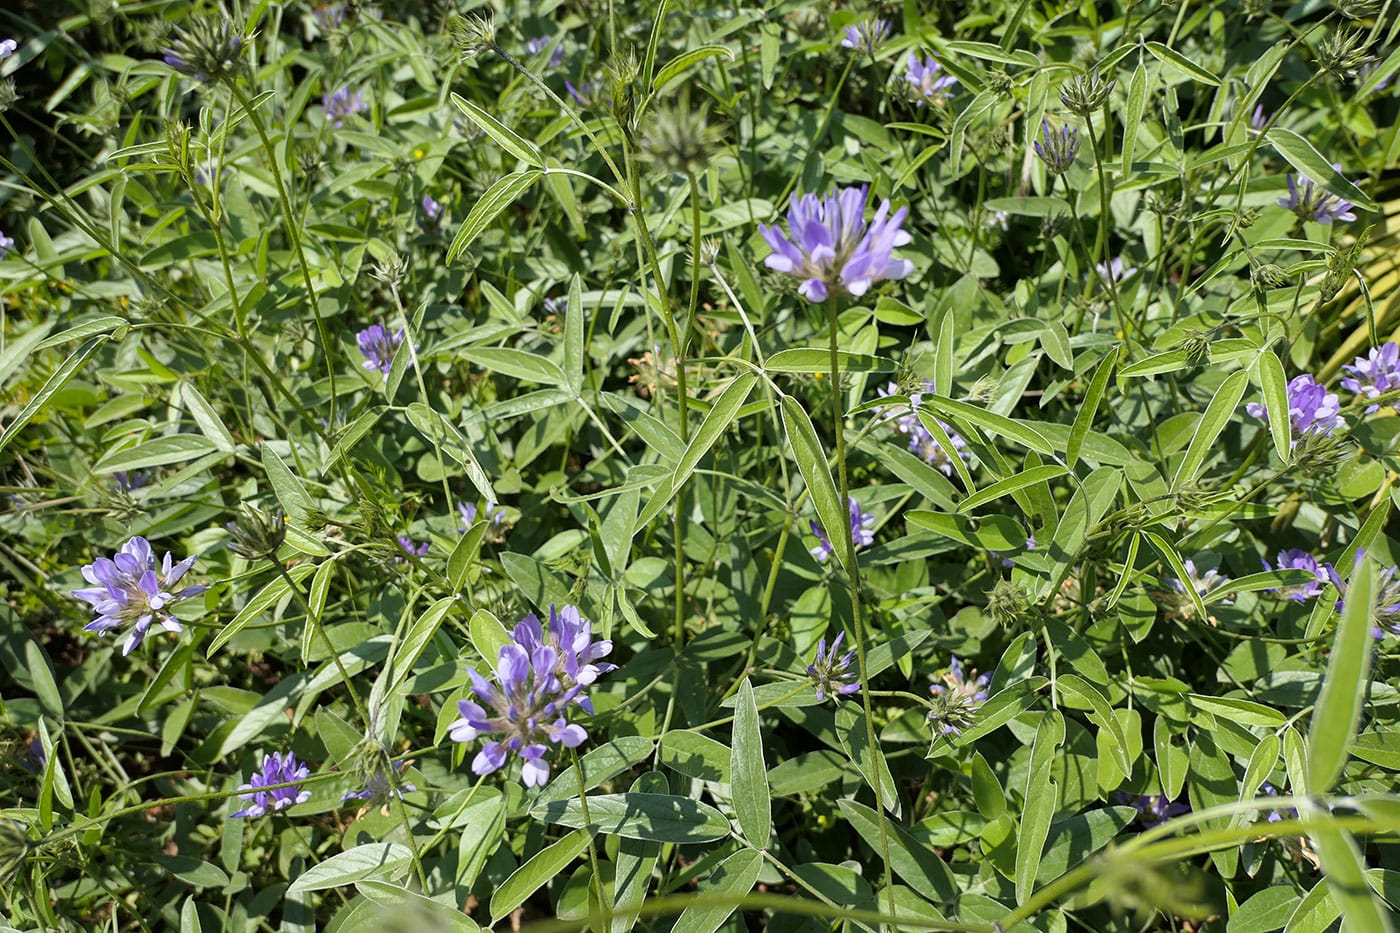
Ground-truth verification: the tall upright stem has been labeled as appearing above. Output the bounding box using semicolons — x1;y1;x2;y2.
826;296;896;927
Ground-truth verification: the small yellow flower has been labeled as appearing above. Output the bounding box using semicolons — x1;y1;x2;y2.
411;145;427;161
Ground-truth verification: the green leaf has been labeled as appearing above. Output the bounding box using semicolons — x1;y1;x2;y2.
536;737;656;804
1308;558;1374;793
25;641;63;721
207;563;317;657
489;828;592;926
659;730;732;783
1255;351;1292;460
1144;41;1221;85
450;93;543;166
1309;823;1394;933
764;348;895;373
390;597;456;690
1068;351;1116;469
971;752;1007;820
403;402;495;501
837;799;958;900
730;680;771;846
1230;886;1302;933
1058;674;1131;779
0;336;110;457
918;395;1053;455
670;848;761;933
564;274;584;395
1120;62;1148;175
446;170;542;264
673;372;757;492
612;771;668;933
1171;369;1248;491
34;316;127;352
652;44;734;95
468;347;566;385
260;445;314;521
285;843;414;896
356;882;479;932
177;382;236;453
95;434;221;473
780;395;848;570
957;465;1066;513
953;677;1048;746
1016;710;1065;904
1267;127;1377;213
530;793;731;843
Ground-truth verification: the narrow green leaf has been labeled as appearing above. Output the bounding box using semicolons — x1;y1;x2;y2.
177;382;236;453
971;752;1007;820
446;170;542;264
1058;674;1131;778
469;347;566;385
1120;62;1148;175
1068;351;1116;469
670;849;761;933
612;771;667;933
285;843;414;896
1309;559;1374;793
391;597;456;689
404;402;495;501
1144;41;1221;85
25;641;63;720
837;799;959;900
652;44;734;95
1016;710;1064;904
1267;126;1377;212
1144;531;1209;624
1119;349;1192;378
1309;823;1394;933
919;394;1053;455
530;793;730;842
673;373;757;492
489;828;592;925
449;93;542;166
564;274;584;395
0;336;109;457
207;563;317;657
779;395;847;570
95;434;220;473
1171;369;1248;491
731;680;771;846
1255;351;1292;460
260;445;313;521
764;347;895;373
934;305;955;401
34;316;127;351
957;465;1066;513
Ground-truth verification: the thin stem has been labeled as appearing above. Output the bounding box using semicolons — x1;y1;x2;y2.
272;561;372;731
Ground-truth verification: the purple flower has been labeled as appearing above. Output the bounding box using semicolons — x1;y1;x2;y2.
70;537;207;656
459;500;506;530
230;751;312;817
759;185;913;302
877;381;971;476
904;52;957;105
1261;549;1333;603
1117;793;1190;827
1278;166;1358;225
565;80;598;108
525;36;564;69
356;323;405;375
0;39;16;62
313;3;347;31
1259;782;1297;823
113;470;152;492
396;535;428;558
162;20;244;83
927;657;990;737
809;497;876;563
1095;257;1135;286
1245;374;1345;439
421;194;442;223
342;759;415;803
1341;342;1400;413
840;18;890;55
1329;550;1400;638
449;605;613;787
322;86;367;128
0;230;13;260
1168;558;1231;601
1033;118;1080;174
22;738;45;775
808;632;860;701
1250;104;1269;131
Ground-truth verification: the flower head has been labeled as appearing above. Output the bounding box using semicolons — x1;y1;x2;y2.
342;758;415;804
1341;342;1400;413
1278;166;1358;225
1117;793;1190;827
1250;104;1269;131
525;36;565;69
759;185;913;302
1168;558;1231;602
1262;549;1333;603
421;194;442;224
313;4;347;31
22;738;45;775
113;470;153;492
810;497;876;563
927;657;990;737
357;323;405;375
450;605;613;786
1329;551;1400;638
459;500;506;530
807;632;860;701
230;751;312;817
323;86;367;128
162;19;245;84
840;18;890;55
0;230;12;260
396;536;429;559
1033;118;1080;175
1095;257;1135;287
877;381;971;476
904;53;957;106
1245;374;1345;439
0;39;16;62
71;537;207;655
565;79;599;108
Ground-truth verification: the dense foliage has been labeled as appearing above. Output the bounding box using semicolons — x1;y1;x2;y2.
2;1;1400;930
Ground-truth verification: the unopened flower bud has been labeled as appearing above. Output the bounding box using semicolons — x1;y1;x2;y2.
1060;68;1115;116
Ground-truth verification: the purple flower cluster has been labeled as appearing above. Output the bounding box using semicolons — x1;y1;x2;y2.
904;53;957;105
421;194;442;229
70;537;207;656
809;497;876;563
1342;342;1400;413
1245;374;1344;440
322;86;367;128
565;79;599;108
1167;558;1231;603
525;36;564;69
1278;166;1357;225
459;501;506;529
840;19;890;55
1117;793;1190;828
927;657;989;737
759;185;913;302
449;605;615;787
313;4;347;31
357;323;405;375
877;381;971;477
342;759;415;804
1033;119;1080;174
807;632;860;701
1261;549;1332;603
396;536;429;558
231;752;312;817
1329;551;1400;638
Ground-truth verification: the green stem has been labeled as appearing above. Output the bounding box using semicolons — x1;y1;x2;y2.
273;561;372;732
